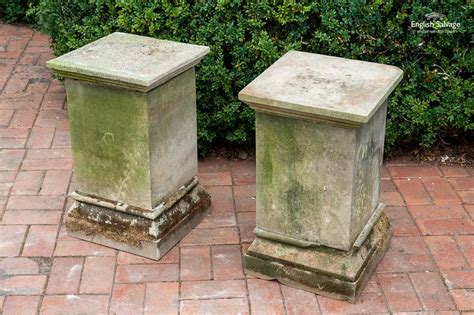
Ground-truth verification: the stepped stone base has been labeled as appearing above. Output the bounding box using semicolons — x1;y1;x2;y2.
244;214;391;303
65;183;211;260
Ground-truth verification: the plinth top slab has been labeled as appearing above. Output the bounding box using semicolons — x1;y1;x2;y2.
239;51;403;126
47;32;210;91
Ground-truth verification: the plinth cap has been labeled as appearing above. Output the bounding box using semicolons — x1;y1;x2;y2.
239;51;403;126
47;32;210;92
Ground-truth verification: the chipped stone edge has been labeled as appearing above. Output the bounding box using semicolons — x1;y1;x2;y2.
244;214;392;303
70;177;198;220
238;55;403;127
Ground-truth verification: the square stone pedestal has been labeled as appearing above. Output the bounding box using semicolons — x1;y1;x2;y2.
47;32;211;260
239;51;403;302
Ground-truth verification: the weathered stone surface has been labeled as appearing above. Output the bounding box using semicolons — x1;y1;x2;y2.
66;183;211;260
244;214;392;302
254;102;387;251
239;51;402;302
239;51;403;125
47;33;211;260
66;68;198;210
47;32;209;91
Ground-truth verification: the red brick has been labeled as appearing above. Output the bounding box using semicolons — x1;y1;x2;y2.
110;284;145;314
3;295;40;315
318;292;388;313
206;186;234;212
51;130;70;148
117;246;178;265
212;245;244;280
48;79;64;93
0;171;16;183
40;170;71;195
0;225;28;256
21;158;72;170
0;94;41;110
425;236;467;270
385;206;419;236
34;109;68;128
381;191;405;206
458;191;474;203
144;282;179;315
235;195;256;212
456;235;474;268
180;246;211;281
408;204;467;220
54;239;116;257
0;149;25;170
22;224;58;256
377;236;436;273
1;210;62;225
41;92;65;110
181;279;247;299
19;53;40;65
0;128;29;138
0;137;26;148
0;109;13;126
0;182;12;196
377;273;421;312
115;264;178;283
394;178;432;205
7;195;64;209
440;166;470;177
41;295;109;314
465;205;474;219
0;275;46;295
233;184;256;197
11;170;43;195
451;289;474;311
0;135;27;148
388;165;441;178
4;78;29;94
46;257;83;294
79;256;115;294
232;170;256;185
0;257;39;275
237;211;256;243
422;177;462;204
181;227;240;246
9;110;36;128
417;218;474;236
198;171;233;186
381;179;397;192
196;205;236;229
281;285;320;315
25;148;72;160
442;270;474;289
362;276;381;294
26;78;49;93
450;177;474;190
180;298;249;315
410;271;456;311
26;128;54;148
247;278;285;314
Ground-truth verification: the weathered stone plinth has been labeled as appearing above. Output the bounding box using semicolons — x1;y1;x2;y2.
239;51;403;301
47;32;211;260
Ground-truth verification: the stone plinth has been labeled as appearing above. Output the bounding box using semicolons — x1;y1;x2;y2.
47;32;211;260
238;51;403;302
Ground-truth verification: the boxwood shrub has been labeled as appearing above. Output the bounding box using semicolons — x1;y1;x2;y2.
13;1;474;154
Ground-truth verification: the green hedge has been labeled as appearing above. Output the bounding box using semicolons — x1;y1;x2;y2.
10;1;474;154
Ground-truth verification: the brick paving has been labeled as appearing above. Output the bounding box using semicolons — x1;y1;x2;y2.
0;21;473;314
